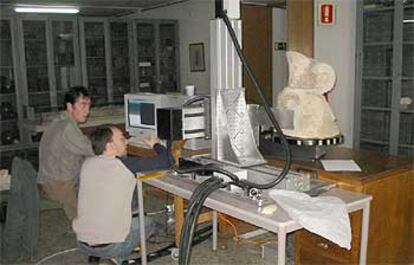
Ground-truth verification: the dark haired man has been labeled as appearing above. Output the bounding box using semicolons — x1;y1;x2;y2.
73;125;171;264
38;86;94;220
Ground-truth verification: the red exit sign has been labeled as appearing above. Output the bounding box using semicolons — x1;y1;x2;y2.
319;3;335;25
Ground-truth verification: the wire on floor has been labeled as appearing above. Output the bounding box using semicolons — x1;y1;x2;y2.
219;213;278;246
35;248;79;265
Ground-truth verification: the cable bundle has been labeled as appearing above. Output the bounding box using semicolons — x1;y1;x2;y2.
178;177;228;265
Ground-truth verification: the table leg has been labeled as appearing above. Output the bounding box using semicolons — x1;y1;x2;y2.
277;229;286;265
174;196;184;246
137;181;147;265
359;202;371;265
212;211;218;251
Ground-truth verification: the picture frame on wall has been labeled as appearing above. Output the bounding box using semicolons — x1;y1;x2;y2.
189;43;205;72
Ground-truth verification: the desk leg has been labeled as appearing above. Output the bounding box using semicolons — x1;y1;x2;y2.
359;202;370;265
277;229;286;265
174;196;184;246
212;211;218;251
137;181;147;265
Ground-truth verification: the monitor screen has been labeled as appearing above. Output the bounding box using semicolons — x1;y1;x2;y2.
128;99;155;129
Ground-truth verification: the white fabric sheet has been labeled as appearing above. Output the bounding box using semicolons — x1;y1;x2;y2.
269;189;352;249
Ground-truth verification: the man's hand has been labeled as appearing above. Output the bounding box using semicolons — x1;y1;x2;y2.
143;135;159;148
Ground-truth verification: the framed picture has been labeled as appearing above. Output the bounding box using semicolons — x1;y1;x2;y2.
189;43;205;72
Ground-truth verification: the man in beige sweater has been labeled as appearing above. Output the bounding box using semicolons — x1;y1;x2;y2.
38;86;94;220
73;125;171;264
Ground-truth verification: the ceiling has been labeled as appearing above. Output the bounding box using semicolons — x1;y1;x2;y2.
0;0;286;16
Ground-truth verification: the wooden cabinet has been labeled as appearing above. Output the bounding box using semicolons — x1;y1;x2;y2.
295;211;362;264
283;147;413;264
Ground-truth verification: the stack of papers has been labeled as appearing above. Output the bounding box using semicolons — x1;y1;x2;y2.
321;160;362;172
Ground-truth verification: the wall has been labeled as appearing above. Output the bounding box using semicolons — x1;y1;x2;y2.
128;0;214;95
272;8;287;106
314;0;357;147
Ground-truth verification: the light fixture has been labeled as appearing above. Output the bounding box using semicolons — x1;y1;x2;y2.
14;6;79;14
403;19;414;24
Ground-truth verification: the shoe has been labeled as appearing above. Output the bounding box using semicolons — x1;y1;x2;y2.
89;256;100;263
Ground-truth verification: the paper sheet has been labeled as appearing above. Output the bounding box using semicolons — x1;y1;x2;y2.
321;160;362;172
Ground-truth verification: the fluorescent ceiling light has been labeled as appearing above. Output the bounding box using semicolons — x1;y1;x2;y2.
14;7;79;14
403;19;414;23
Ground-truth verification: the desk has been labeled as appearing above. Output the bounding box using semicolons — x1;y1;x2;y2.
19;116;124;133
269;147;413;264
136;174;372;265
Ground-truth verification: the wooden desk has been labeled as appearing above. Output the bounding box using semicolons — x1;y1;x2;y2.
269;147;413;265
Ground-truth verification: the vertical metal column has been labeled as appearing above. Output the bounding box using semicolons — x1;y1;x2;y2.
209;18;242;161
389;2;403;155
210;18;265;167
137;179;147;265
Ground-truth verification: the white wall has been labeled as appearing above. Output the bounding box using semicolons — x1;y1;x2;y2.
314;0;357;147
128;0;214;95
272;8;288;106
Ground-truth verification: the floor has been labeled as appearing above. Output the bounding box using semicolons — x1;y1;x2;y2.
1;191;295;265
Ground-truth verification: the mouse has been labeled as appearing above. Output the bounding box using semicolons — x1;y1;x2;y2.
261;204;278;215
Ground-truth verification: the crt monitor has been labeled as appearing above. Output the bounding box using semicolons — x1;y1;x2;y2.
127;99;156;129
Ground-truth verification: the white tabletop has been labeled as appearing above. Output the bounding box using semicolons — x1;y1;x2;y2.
146;174;372;235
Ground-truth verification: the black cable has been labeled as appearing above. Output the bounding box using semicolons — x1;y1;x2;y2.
178;177;220;256
218;10;291;190
179;178;223;263
178;179;218;264
174;164;242;187
183;180;227;264
179;177;227;265
182;95;210;107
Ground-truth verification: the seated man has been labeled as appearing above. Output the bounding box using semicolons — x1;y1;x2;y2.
73;125;171;264
38;86;94;220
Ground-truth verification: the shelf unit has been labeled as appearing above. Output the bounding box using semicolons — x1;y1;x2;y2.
1;16;180;169
80;18;180;103
0;18;21;149
158;22;179;93
134;20;179;93
0;16;81;168
18;17;81;115
354;0;414;156
110;21;132;104
135;21;156;92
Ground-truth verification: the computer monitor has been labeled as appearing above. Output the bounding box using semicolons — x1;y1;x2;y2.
124;93;191;146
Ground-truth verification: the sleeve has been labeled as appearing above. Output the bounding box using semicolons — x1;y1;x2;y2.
62;123;94;156
119;143;172;174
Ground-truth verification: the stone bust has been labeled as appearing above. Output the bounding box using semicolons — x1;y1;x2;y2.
277;51;340;139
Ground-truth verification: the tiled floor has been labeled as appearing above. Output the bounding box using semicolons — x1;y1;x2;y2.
1;193;294;265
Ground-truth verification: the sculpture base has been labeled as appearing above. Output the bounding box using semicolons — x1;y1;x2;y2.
258;133;344;161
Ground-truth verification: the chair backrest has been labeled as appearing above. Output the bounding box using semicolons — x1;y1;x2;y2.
1;157;39;262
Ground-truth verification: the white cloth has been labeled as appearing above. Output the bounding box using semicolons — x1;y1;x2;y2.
269;189;351;249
